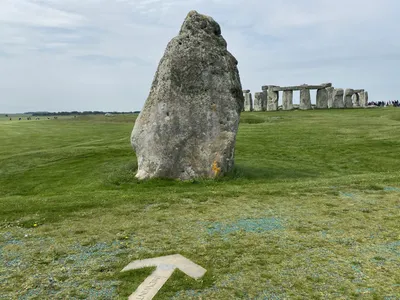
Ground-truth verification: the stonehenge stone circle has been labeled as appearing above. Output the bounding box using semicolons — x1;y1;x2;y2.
282;90;294;110
242;83;369;112
344;89;354;108
299;88;311;110
131;10;243;180
316;88;328;109
254;92;266;111
243;90;253;112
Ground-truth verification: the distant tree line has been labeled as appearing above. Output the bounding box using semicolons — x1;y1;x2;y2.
23;111;140;116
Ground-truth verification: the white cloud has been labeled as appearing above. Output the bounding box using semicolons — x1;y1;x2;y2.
0;0;399;112
0;0;85;27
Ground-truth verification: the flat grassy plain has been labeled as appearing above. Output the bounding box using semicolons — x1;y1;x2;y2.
0;108;399;299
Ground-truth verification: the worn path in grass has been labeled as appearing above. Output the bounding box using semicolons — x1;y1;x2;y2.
0;109;399;299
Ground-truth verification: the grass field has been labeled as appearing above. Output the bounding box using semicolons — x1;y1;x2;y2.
0;108;399;299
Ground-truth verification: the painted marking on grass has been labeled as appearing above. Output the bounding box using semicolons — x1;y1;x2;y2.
121;254;206;300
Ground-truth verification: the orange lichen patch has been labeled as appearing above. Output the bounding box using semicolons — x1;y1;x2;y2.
212;160;221;176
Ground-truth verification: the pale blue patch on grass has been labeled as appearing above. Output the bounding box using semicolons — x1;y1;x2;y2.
384;241;400;256
384;186;400;192
339;192;356;198
19;288;42;300
206;218;283;236
252;290;282;299
356;287;375;293
4;258;22;268
62;240;132;266
87;282;118;299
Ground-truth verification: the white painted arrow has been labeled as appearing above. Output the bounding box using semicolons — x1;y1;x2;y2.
121;254;207;300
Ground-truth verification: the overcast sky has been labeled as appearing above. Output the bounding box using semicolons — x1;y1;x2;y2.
0;0;399;113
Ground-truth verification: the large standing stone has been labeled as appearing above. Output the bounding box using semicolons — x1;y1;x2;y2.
316;88;328;109
299;89;311;110
352;93;360;107
267;86;279;111
332;88;344;108
326;87;334;108
359;91;368;107
282;90;293;110
243;90;253;112
131;11;243;180
254;92;266;111
344;89;354;108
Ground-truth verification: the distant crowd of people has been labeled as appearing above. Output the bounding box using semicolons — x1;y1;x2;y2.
368;100;399;107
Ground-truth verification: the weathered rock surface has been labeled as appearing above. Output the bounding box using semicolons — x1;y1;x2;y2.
131;10;243;180
299;89;311;110
266;86;279;111
332;88;344;108
243;90;253;111
282;90;293;110
254;92;266;111
326;87;334;108
352;93;360;107
344;89;354;108
316;88;328;109
268;83;332;92
359;91;366;107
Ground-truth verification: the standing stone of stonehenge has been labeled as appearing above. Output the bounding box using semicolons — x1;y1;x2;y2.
352;89;364;107
344;89;354;108
266;86;279;111
316;88;328;109
299;88;312;110
332;88;344;108
326;87;335;108
243;90;253;112
352;93;360;107
359;91;365;107
282;90;294;110
254;92;266;111
358;91;369;107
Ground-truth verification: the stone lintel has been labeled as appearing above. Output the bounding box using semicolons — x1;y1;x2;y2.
261;85;279;91
270;83;332;92
353;89;365;93
243;89;250;93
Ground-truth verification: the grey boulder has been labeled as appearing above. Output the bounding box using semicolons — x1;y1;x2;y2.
253;92;266;111
131;11;243;180
344;89;354;108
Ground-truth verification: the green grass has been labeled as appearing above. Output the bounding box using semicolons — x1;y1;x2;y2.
0;109;399;299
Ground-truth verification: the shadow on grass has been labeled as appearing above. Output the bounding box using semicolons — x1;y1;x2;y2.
104;161;319;189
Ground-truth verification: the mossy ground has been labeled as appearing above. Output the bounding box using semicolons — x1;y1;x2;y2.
0;108;399;299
